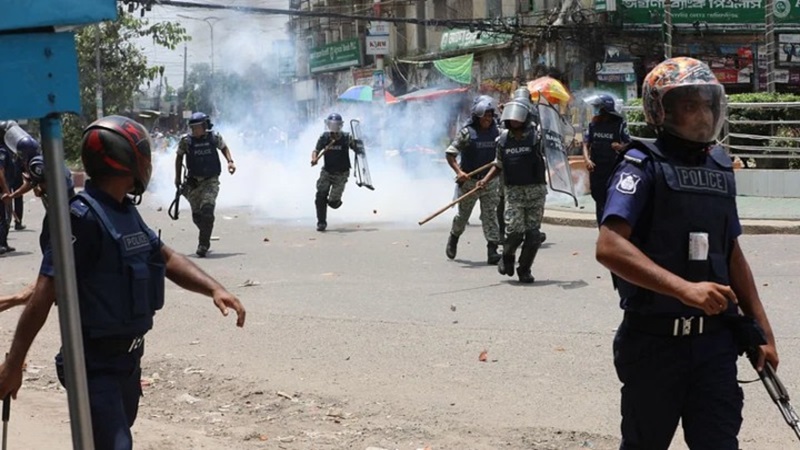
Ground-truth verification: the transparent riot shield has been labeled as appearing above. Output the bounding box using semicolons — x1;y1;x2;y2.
350;119;374;191
537;101;578;207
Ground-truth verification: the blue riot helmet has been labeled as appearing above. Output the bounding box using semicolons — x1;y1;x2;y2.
588;94;616;116
189;112;213;130
27;155;46;184
16;136;41;165
471;95;496;117
325;113;343;133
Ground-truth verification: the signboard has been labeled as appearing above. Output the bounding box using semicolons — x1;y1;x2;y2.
366;35;389;55
620;0;800;25
309;38;361;74
596;61;636;82
779;34;800;67
368;21;390;35
440;30;512;51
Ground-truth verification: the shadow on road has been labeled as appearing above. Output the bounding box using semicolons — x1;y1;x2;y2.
325;227;380;233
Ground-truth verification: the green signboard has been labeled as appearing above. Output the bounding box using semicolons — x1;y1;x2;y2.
309;38;361;74
620;0;800;24
440;30;512;51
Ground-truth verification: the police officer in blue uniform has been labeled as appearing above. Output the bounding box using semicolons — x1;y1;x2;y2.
582;94;630;225
0;123;17;254
596;57;778;449
0;115;246;450
311;113;360;232
175;112;236;256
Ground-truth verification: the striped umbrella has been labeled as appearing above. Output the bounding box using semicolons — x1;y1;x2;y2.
527;77;571;107
338;85;400;103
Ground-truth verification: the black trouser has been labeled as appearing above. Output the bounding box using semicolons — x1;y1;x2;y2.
590;167;613;226
0;200;10;246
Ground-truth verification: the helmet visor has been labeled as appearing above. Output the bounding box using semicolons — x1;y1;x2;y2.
501;101;530;123
661;84;726;143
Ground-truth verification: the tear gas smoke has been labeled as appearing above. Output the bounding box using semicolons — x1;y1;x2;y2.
146;12;583;227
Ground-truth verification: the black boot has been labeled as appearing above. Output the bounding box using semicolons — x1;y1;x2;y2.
516;230;542;284
315;194;328;232
498;233;523;276
486;242;501;265
196;207;215;257
445;233;459;260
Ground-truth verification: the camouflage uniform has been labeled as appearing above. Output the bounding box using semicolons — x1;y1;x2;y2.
314;131;357;231
445;123;501;263
503;184;547;235
316;169;349;207
494;124;547;282
178;132;227;253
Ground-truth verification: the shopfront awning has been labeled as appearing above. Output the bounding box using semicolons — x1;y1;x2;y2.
395;86;470;102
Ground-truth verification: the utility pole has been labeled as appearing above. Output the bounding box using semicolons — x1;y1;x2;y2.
182;43;187;90
95;24;103;119
765;0;776;93
664;0;673;59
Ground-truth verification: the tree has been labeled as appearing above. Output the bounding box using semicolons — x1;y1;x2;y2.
63;12;189;163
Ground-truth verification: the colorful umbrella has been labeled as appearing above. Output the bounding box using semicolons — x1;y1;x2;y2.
338;85;400;104
526;77;571;107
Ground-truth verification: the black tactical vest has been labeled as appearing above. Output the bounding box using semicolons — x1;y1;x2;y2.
498;127;545;186
459;123;499;175
616;141;738;316
589;117;625;167
185;133;221;178
321;132;352;173
71;191;166;338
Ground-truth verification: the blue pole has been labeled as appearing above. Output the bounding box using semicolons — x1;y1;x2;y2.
40;116;95;450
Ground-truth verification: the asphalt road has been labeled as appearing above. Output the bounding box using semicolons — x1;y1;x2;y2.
2;196;799;449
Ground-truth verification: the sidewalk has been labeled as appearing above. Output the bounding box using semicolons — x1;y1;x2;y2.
545;194;800;234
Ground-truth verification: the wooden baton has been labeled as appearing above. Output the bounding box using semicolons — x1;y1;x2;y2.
418;185;482;226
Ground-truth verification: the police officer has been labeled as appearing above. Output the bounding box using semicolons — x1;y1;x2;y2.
445;95;502;264
596;57;778;449
582;94;631;224
479;95;546;283
175;112;236;257
0;115;246;450
311;113;360;232
0;124;17;254
3;154;76;210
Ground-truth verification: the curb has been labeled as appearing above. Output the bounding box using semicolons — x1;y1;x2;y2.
544;209;800;235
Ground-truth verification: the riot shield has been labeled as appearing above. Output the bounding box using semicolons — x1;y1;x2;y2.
350;119;374;190
537;100;578;207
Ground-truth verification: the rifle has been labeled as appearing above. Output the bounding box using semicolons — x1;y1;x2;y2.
168;165;186;221
746;347;800;442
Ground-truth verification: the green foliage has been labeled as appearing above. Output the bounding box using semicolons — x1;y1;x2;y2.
624;93;800;168
63;13;189;164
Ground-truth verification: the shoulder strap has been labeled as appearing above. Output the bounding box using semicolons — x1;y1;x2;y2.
708;145;733;169
73;192;122;241
497;129;509;147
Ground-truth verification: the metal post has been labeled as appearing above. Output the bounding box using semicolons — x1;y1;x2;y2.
765;0;776;93
94;25;103;120
207;20;215;76
664;0;673;59
40;116;95;450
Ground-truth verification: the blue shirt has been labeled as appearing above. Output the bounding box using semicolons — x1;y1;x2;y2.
0;145;17;186
39;181;161;277
601;150;742;239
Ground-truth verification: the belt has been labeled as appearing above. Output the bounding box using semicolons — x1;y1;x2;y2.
622;312;727;337
84;336;145;355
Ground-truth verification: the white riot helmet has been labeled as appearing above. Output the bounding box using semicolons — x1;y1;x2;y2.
501;100;530;123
